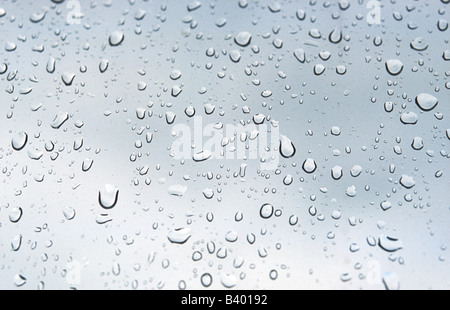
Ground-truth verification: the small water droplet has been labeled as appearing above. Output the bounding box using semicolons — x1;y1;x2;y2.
61;72;76;86
63;206;76;220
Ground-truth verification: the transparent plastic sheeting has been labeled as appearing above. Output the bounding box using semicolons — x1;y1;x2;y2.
0;0;449;290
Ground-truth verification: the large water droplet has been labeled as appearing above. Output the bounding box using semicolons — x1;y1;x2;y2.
98;184;119;209
415;93;438;111
385;59;404;76
410;37;428;51
234;31;252;47
294;48;306;63
9;207;23;223
400;112;418;125
11;132;28;151
168;228;192;244
399;175;415;189
260;203;274;219
279;135;296;158
63;206;76;220
99;59;109;73
302;158;317;174
61;72;76;86
329;28;342;44
193;150;212;162
109;31;125;46
0;62;7;74
411;137;424;150
51;112;69;129
378;235;403;252
331;166;343;180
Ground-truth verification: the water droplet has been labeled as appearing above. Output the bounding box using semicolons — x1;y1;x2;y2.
385;59;404;76
229;50;241;63
261;90;272;98
63;206;76;220
5;41;17;52
268;1;281;13
302;158;317;174
220;273;237;288
168;184;187;197
225;231;238;242
187;1;202;11
51;112;69;129
171;85;183;97
46;58;56;73
411;137;424;150
165;111;176;124
329;28;342;44
380;201;392;211
193;150;212;162
61;72;76;86
201;273;213;287
14;274;27;287
109;31;125;46
30;11;46;23
399;175;415;189
383;272;400;290
0;62;7;74
294;49;306;63
11;132;28;151
283;175;293;185
346;185;357;197
378;235;403;252
235;31;252;47
437;19;448;31
202;188;214;199
9;207;23;223
82;158;94;172
314;64;325;75
443;50;450;61
185;106;196;117
350;165;363;177
170;70;182;80
168;228;192;244
260;203;274;219
415;93;439;111
273;38;283;49
11;234;22;251
400;112;418;125
99;59;109;73
279;135;296;158
410;37;428;51
331;166;343;180
98;184;119;209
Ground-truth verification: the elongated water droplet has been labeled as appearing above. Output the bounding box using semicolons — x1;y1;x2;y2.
329;28;342;44
193;150;212;162
279;135;296;158
201;273;213;287
82;158;94;172
400;112;418;125
98;184;119;209
11;234;22;251
331;166;343;180
51;112;69;129
14;274;27;287
46;58;56;73
99;59;109;73
0;62;8;74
